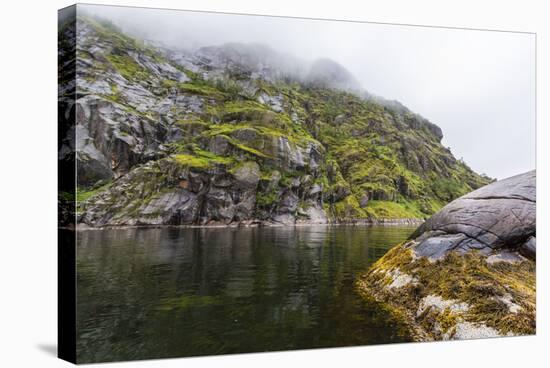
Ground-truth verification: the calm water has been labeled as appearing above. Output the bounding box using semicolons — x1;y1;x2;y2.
76;225;416;363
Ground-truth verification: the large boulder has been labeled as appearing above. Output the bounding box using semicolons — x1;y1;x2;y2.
411;170;536;260
357;170;536;341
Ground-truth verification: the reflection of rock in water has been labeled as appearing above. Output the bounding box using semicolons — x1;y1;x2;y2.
358;171;536;341
75;225;415;362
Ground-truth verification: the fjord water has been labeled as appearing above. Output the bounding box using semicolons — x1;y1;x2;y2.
76;225;415;363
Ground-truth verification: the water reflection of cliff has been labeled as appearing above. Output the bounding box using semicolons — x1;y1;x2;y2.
76;226;415;363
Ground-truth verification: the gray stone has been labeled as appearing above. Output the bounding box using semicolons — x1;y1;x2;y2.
520;236;536;260
486;251;526;265
233;161;261;190
272;213;296;225
204;187;235;223
74;95;168;186
415;233;469;260
267;170;281;189
208;135;231;155
359;194;369;208
301;204;328;224
231;128;261;145
233;192;256;220
410;170;536;260
452;322;501;340
141;190;199;225
258;93;284;113
279;191;299;213
309;183;323;196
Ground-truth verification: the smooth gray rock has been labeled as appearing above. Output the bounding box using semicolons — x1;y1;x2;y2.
233;162;261;190
520;236;536;260
141;190;199;225
208;135;231;155
279;191;299;214
309;183;323;196
74;95;168;186
204;187;236;223
300;203;328;224
258;93;284;113
231;128;261;145
410;170;536;260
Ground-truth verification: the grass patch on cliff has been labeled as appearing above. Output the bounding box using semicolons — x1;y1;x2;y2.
206;100;321;147
177;82;226;99
229;139;270;159
216;101;276;122
365;200;433;219
202;123;316;160
173;150;234;170
256;189;279;209
82;15;168;64
326;196;435;221
106;54;151;82
332;195;368;220
76;182;111;203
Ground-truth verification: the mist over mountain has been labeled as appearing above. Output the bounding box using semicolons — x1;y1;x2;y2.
153;39;364;95
77;5;535;180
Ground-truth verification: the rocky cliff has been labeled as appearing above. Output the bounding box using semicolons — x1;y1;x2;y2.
357;171;536;340
58;15;491;227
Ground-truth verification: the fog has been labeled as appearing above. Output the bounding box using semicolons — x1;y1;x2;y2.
80;4;536;180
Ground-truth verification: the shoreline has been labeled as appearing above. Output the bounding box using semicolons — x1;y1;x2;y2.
64;218;424;231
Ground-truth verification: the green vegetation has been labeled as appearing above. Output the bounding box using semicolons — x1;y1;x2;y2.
76;182;111;203
179;83;225;98
161;79;227;99
106;54;151;82
174;150;234;169
366;200;430;219
256;189;279;208
81;15;168;64
76;13;492;224
358;244;536;339
293;85;491;219
333;195;367;220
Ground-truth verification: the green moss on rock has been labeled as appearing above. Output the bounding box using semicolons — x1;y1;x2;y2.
106;54;151;82
173;150;234;169
357;243;536;340
76;14;493;226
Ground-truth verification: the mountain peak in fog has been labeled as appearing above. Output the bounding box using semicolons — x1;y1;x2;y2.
306;58;361;91
161;40;363;93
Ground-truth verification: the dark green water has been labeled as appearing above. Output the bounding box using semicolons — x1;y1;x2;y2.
76;225;416;363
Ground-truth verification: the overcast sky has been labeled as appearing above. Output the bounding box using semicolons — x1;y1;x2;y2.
81;4;536;180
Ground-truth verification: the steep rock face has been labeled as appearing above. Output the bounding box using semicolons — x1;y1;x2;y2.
74;95;168;185
357;171;536;341
66;16;491;227
58;14;78;228
79;157;328;226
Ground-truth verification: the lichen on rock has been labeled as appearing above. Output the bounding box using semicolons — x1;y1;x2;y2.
356;171;536;341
